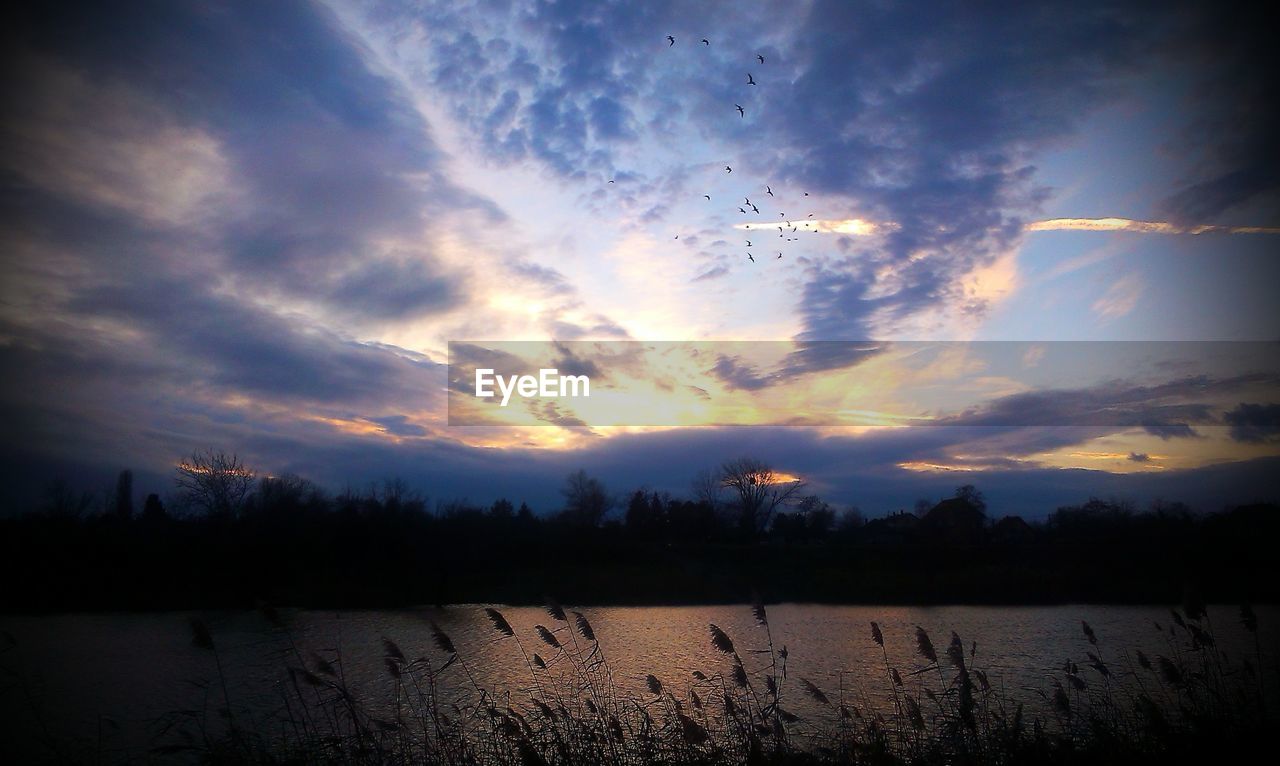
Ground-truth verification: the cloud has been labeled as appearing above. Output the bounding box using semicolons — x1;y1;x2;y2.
709;355;773;391
368;415;430;438
1025;218;1280;235
754;0;1166;336
1224;403;1280;444
934;375;1261;430
1092;273;1143;320
1155;5;1280;224
4;0;486;326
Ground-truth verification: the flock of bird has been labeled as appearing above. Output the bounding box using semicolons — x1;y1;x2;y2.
638;35;821;268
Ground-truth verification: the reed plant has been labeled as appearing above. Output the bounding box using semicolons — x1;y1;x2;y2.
152;601;1274;765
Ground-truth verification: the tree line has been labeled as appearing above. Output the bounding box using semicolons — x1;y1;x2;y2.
2;449;1277;610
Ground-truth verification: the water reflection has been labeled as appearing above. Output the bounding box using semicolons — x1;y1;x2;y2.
1;603;1274;761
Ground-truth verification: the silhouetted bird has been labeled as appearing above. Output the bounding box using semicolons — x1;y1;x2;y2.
608;179;615;183
725;165;732;173
777;253;783;259
745;197;751;205
803;192;809;196
757;54;765;64
704;195;711;200
766;186;773;196
748;253;755;262
751;204;759;213
667;35;675;46
746;240;752;246
701;38;710;46
747;73;756;85
735;104;744;117
739;207;747;214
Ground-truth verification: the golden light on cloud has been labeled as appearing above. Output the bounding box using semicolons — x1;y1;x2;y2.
788;216;1280;239
898;461;983;473
1024;218;1280;235
734;218;897;236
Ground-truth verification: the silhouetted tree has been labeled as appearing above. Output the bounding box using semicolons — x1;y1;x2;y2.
253;473;322;517
625;489;668;538
954;484;987;514
719;457;804;538
490;498;514;520
691;468;724;512
41;479;93;519
920;488;988;545
114;469;134;520
799;495;835;537
838;506;865;532
141;493;167;523
560;470;612;527
175;449;254;519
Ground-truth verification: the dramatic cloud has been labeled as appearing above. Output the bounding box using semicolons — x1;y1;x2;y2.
2;1;1276;516
1224;403;1280;444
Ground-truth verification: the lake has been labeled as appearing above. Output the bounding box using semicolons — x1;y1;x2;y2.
1;603;1274;762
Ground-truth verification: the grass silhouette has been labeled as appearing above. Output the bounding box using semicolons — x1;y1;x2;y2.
138;601;1276;765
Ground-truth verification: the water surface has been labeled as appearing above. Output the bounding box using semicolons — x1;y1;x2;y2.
2;603;1273;761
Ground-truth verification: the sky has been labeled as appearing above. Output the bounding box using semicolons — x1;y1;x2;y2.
1;0;1278;518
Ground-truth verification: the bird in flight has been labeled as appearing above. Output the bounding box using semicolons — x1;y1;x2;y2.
744;197;751;205
748;253;755;262
766;185;774;196
750;203;759;213
667;35;675;46
608;179;615;183
704;194;711;200
735;104;744;117
739;207;747;214
757;54;765;64
746;240;752;246
777;253;783;259
803;192;809;196
747;73;756;85
701;38;710;46
725;165;732;173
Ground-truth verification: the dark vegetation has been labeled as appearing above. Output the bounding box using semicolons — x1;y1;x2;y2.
89;600;1279;764
2;450;1278;611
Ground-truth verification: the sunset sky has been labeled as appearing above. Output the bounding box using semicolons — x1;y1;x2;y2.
2;0;1277;517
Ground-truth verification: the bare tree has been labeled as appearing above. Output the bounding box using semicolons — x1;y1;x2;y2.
719;457;804;537
560;469;612;527
42;479;93;519
691;467;724;512
175;449;255;518
114;469;134;520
